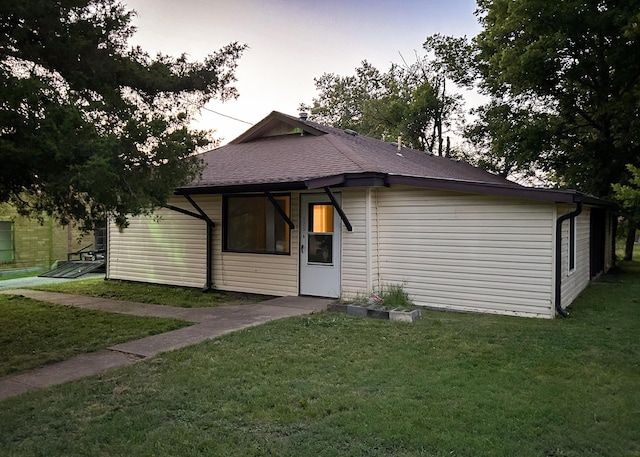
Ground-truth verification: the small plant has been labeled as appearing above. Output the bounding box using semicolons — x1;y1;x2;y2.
378;283;414;310
343;283;415;310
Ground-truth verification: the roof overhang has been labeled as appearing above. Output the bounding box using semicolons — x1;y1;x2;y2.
384;175;615;207
177;172;615;207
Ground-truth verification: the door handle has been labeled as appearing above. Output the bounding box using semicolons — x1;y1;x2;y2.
301;245;304;254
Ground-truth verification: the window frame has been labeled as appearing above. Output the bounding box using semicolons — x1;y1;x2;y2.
222;193;292;255
0;221;15;264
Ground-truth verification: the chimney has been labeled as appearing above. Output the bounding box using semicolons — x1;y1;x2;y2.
299;111;308;121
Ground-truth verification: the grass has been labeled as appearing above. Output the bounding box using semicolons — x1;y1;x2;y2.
0;257;638;456
0;269;42;280
0;294;190;376
33;278;272;308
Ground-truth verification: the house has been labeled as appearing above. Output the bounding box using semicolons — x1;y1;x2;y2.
0;203;99;273
106;111;615;318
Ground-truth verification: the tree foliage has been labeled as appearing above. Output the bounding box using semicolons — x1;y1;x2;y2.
612;164;640;260
472;0;640;196
464;100;554;179
302;35;471;156
612;165;640;222
0;0;246;229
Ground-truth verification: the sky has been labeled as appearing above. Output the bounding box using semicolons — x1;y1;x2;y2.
123;0;483;144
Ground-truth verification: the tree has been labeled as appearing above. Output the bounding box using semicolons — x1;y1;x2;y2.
301;35;469;156
0;0;246;230
612;164;640;260
464;100;555;179
301;60;386;135
473;0;640;197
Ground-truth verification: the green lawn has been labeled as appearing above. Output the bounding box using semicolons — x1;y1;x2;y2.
0;259;638;456
0;270;42;280
34;278;271;308
0;295;190;376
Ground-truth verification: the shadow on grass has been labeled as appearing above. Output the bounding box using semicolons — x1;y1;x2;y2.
33;278;273;308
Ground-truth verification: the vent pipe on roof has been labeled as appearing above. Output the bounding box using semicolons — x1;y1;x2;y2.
397;136;402;152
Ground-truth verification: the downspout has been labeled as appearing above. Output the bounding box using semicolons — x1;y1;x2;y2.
164;195;215;292
554;201;583;318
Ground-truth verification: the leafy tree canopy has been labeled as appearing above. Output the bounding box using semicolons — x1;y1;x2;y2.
612;164;640;222
473;0;640;196
0;0;246;229
301;35;472;156
612;164;640;260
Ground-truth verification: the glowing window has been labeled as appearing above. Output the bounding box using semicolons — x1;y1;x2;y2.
310;204;334;233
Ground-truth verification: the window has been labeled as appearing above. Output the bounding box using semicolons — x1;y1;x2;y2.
0;221;14;263
224;194;291;254
308;203;334;264
568;217;576;272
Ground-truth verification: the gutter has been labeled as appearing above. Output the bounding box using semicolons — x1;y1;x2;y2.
554;201;583;317
164;194;215;292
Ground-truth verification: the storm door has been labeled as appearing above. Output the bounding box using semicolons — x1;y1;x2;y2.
299;193;341;297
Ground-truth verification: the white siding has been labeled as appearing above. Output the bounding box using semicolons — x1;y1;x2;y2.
106;186;599;316
374;187;556;318
212;192;299;297
108;193;300;296
558;206;590;310
341;188;381;299
341;189;369;297
107;195;213;288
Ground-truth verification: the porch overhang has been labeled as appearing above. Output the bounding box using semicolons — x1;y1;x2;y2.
176;172;614;207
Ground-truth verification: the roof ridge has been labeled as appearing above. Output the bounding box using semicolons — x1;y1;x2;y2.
323;132;371;172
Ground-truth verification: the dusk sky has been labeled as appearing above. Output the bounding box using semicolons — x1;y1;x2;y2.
124;0;483;144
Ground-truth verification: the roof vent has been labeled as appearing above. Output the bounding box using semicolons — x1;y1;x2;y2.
344;129;358;136
299;112;308;121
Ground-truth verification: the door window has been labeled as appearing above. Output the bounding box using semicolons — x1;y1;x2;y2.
308;204;333;264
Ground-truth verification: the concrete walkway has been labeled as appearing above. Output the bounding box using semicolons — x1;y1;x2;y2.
0;289;333;401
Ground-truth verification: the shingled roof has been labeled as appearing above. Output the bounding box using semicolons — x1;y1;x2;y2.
177;111;604;205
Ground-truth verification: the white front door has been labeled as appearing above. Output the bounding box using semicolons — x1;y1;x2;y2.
299;193;341;297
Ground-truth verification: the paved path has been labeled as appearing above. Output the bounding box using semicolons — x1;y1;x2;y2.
0;289;332;401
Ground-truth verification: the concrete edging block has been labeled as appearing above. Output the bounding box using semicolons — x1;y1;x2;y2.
340;304;420;323
346;304;369;317
389;309;421;323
